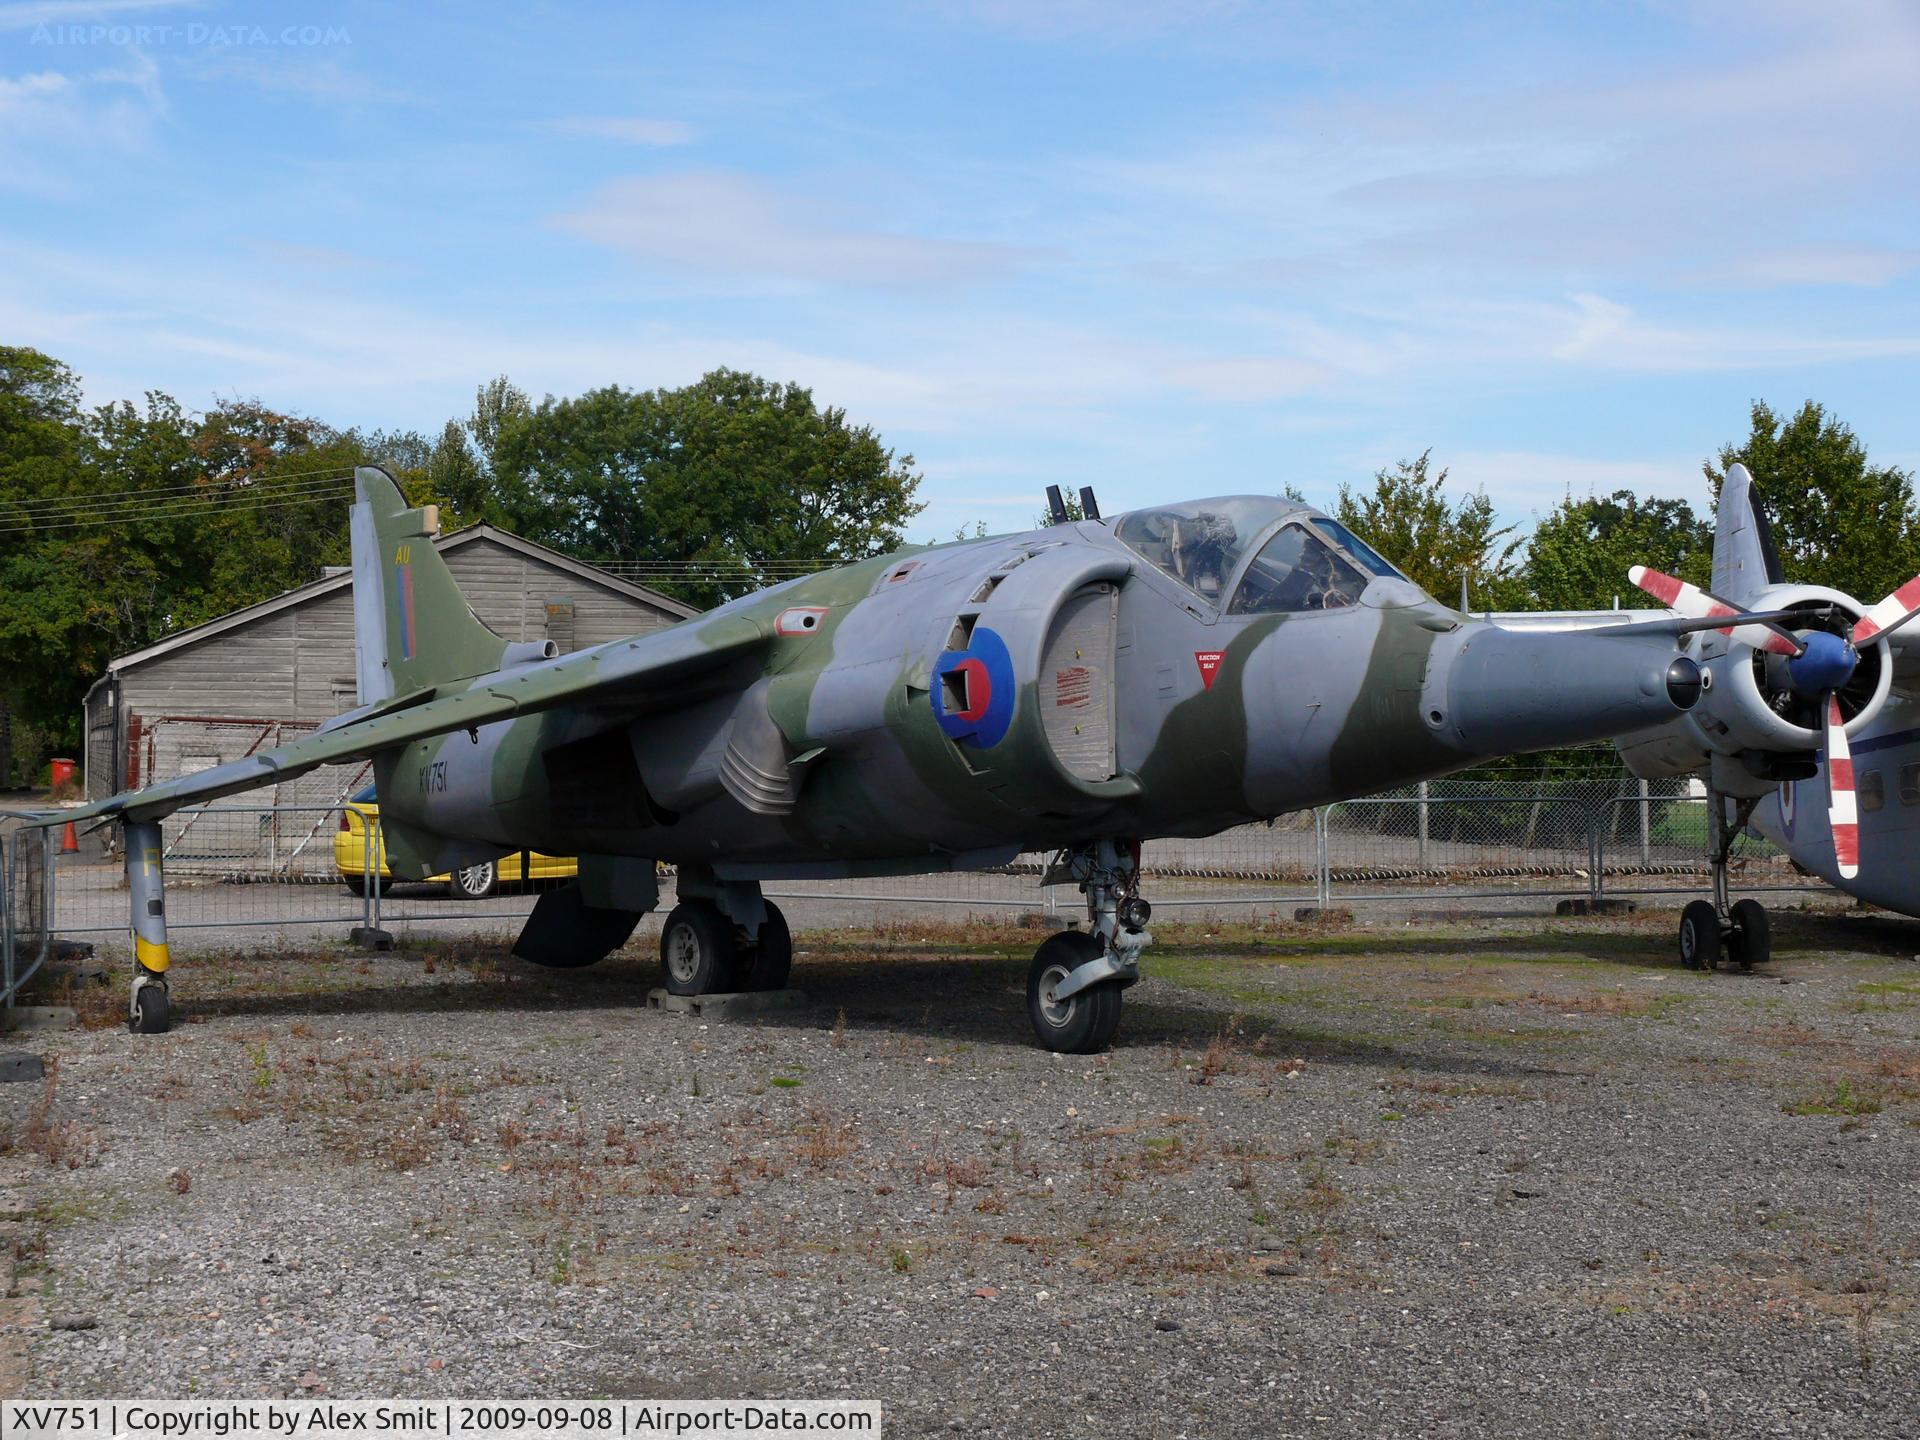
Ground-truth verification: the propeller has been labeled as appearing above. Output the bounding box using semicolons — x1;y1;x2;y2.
1626;567;1804;656
1629;565;1920;883
1824;696;1859;880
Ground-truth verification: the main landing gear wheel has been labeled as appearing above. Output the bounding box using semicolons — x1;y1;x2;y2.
449;860;498;901
733;902;792;992
660;900;736;996
1726;897;1770;972
1678;899;1721;971
1027;931;1123;1055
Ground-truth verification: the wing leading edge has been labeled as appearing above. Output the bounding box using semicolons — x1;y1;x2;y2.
62;613;770;827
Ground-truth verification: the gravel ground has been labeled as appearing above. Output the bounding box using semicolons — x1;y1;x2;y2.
5;906;1920;1437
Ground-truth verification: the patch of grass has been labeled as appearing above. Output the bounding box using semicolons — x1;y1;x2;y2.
1784;1079;1883;1117
1526;989;1689;1020
769;1076;803;1089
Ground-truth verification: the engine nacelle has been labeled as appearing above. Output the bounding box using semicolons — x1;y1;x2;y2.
1619;583;1892;783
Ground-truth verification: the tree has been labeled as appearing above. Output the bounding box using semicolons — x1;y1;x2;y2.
1335;451;1522;608
492;368;923;607
0;372;364;748
1524;490;1711;612
1036;489;1085;528
1707;401;1920;602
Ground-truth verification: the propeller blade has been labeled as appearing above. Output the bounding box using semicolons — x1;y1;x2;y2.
1849;572;1920;645
1825;695;1859;880
1628;566;1804;656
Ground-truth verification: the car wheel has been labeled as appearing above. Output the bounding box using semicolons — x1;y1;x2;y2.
449;861;498;900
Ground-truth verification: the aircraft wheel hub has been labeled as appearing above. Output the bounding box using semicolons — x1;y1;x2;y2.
1036;963;1076;1028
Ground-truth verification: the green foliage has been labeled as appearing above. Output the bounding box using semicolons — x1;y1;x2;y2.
1706;400;1920;601
0;364;364;748
1335;451;1522;608
1037;489;1086;528
1523;490;1711;612
492;367;923;607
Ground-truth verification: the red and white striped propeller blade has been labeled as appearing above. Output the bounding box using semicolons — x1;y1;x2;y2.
1628;566;1802;656
1849;572;1920;645
1825;695;1860;880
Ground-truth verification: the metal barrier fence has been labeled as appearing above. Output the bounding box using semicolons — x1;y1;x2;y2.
1;785;1836;1001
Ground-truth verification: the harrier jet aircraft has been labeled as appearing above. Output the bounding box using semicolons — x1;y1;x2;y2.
71;467;1777;1050
1497;465;1920;971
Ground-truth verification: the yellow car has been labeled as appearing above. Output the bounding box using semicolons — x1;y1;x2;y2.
336;786;577;900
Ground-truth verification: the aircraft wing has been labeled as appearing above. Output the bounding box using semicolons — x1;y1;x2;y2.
61;613;770;827
1483;608;1677;633
1488;606;1920;677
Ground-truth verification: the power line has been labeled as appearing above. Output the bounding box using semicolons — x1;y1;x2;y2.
4;473;353;520
0;478;356;527
0;486;356;535
2;465;354;515
0;487;359;538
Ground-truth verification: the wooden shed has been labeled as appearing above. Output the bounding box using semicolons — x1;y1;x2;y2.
82;524;697;806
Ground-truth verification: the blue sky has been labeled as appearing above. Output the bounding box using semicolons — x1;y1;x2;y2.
4;0;1918;544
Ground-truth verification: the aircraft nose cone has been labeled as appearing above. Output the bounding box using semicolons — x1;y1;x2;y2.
1665;655;1703;710
1786;630;1856;694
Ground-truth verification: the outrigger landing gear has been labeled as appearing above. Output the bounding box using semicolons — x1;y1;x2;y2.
123;820;173;1034
1678;793;1771;973
1028;839;1152;1053
659;870;793;996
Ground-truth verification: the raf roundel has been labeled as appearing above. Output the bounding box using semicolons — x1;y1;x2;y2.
931;625;1016;749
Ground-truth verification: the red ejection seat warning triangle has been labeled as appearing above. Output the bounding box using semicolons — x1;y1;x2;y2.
1194;651;1224;691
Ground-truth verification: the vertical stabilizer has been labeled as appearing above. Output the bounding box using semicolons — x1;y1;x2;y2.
350;466;509;702
1712;462;1787;605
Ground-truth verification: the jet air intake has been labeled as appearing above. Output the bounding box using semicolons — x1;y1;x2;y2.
1430;625;1703;759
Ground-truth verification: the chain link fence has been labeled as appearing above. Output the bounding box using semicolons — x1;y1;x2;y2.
1;778;1837;993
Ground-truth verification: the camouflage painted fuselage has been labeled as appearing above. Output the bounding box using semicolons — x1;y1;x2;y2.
371;508;1696;883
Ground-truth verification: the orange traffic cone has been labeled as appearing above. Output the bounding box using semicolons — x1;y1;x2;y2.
60;820;78;853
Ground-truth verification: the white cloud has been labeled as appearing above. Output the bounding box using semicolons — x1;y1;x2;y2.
0;0;186;30
1720;248;1920;289
544;115;694;146
1086;5;1920;295
552;172;1038;290
1547;293;1920;373
182;50;417;108
1450;450;1707;520
0;52;164;191
1160;354;1330;401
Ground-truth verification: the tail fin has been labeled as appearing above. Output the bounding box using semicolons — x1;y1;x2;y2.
351;465;511;702
1712;462;1787;606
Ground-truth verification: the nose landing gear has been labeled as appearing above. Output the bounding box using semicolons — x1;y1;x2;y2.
1027;839;1152;1053
1677;793;1771;972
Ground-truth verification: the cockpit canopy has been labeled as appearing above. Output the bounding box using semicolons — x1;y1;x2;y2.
1113;495;1410;614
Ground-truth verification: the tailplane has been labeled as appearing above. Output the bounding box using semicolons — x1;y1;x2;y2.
351;465;515;702
1711;462;1787;607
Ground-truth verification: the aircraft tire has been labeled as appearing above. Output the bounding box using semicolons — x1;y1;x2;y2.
1678;900;1721;972
1027;931;1122;1054
661;900;737;995
130;983;171;1035
1727;898;1770;971
735;902;793;991
343;873;385;899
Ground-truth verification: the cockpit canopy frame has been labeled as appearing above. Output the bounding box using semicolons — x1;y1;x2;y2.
1112;495;1410;616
